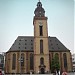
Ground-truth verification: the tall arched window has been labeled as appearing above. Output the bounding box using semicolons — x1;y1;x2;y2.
12;53;16;70
30;53;34;70
40;40;43;53
21;53;24;66
63;53;67;69
55;53;59;60
40;57;44;65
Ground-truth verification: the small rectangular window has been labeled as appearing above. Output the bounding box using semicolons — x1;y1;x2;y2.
19;43;21;45
31;40;33;41
19;47;20;49
31;47;33;49
25;47;26;49
25;43;27;45
25;40;27;41
31;43;33;45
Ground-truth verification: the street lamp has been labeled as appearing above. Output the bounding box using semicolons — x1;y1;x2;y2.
18;51;22;75
19;39;24;75
20;49;22;75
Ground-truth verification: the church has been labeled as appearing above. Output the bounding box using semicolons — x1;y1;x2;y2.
5;1;73;74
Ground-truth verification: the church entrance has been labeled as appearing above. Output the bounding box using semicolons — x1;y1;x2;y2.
40;68;45;74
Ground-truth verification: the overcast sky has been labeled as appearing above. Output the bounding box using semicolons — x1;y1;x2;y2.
0;0;74;54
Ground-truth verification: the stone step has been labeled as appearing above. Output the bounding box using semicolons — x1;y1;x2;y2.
5;74;53;75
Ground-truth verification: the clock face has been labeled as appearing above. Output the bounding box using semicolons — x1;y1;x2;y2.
39;11;41;13
39;11;42;17
39;21;43;26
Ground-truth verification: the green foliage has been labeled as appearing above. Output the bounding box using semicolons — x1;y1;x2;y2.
51;54;60;72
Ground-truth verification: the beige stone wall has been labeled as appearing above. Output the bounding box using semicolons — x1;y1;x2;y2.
5;53;10;73
34;38;49;54
34;18;50;73
28;52;34;73
63;52;72;71
34;20;48;37
5;51;33;74
5;51;72;74
49;51;73;72
61;52;71;71
34;54;50;73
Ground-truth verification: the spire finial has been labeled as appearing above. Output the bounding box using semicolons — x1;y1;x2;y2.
39;0;40;2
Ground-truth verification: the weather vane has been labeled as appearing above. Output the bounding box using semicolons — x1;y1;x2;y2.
39;0;40;2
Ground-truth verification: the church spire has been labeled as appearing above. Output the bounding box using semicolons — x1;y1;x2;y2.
34;0;45;17
37;0;42;7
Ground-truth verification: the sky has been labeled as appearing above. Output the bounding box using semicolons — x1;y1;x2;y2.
0;0;74;54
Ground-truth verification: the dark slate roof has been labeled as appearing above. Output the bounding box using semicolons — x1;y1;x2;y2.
8;36;69;52
9;36;34;52
48;37;69;52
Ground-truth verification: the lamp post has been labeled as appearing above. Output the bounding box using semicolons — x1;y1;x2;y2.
19;39;24;75
19;49;22;75
20;49;22;75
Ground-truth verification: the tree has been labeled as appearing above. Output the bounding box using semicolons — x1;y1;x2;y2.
51;53;60;73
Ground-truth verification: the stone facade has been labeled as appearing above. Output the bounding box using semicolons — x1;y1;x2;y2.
5;1;73;74
5;51;72;74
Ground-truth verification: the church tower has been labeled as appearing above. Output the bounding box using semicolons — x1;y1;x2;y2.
33;1;50;73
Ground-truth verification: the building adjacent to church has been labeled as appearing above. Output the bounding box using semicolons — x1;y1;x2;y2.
5;1;73;74
0;54;4;71
72;54;75;71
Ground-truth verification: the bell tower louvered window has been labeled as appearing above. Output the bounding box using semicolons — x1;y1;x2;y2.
39;26;43;36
